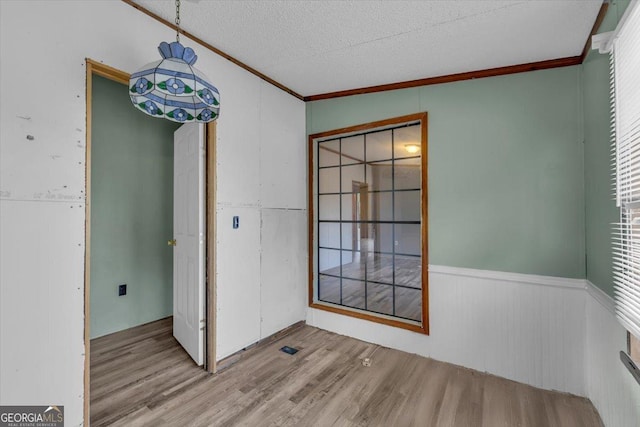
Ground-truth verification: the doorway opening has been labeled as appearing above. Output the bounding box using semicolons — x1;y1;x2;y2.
351;181;369;262
83;59;217;423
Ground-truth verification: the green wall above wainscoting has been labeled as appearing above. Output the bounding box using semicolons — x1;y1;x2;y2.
308;66;585;279
90;75;181;338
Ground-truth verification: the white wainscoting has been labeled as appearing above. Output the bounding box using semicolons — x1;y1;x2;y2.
585;281;640;427
308;266;640;426
308;265;587;396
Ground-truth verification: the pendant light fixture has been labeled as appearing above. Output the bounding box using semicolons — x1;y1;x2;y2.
129;0;220;123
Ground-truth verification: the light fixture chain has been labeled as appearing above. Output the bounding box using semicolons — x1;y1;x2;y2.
175;0;181;43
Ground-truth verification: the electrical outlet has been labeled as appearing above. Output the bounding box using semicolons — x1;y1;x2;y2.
118;284;127;296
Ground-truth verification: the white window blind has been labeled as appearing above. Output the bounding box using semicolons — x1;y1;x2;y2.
612;1;640;340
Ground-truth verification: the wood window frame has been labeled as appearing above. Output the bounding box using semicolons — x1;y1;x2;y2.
307;112;429;334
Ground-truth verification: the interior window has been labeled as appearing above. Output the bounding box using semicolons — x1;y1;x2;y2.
309;113;428;333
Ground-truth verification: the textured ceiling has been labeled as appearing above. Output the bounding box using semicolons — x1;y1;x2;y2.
132;0;603;97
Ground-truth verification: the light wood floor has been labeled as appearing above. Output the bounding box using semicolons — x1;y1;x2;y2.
90;317;603;427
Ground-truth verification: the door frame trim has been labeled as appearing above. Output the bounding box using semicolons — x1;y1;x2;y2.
83;58;217;424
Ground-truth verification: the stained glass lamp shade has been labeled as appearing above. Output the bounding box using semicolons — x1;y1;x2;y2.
129;41;220;123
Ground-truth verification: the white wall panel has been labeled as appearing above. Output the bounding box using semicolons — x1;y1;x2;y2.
0;1;306;424
0;201;85;424
260;209;307;338
585;282;640;427
259;82;307;210
307;265;587;396
215;207;262;359
0;15;85;202
259;125;307;209
215;74;262;207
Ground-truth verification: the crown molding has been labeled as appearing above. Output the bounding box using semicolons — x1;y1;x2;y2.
304;56;582;101
581;0;609;61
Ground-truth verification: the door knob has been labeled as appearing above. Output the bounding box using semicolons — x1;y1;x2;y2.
168;239;177;246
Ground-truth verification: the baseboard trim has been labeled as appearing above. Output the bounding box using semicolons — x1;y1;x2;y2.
429;264;586;290
216;320;306;372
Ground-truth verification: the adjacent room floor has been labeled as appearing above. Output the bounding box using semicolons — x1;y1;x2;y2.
319;254;422;322
90;318;603;426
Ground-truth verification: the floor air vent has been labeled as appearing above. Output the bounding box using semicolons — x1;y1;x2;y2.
280;346;299;355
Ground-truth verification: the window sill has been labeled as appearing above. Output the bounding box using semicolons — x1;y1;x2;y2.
309;301;429;335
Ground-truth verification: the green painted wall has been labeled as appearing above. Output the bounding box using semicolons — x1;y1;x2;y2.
90;75;180;338
584;0;631;297
308;66;585;278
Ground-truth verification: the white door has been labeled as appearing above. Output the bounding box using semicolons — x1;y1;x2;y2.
173;123;205;366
